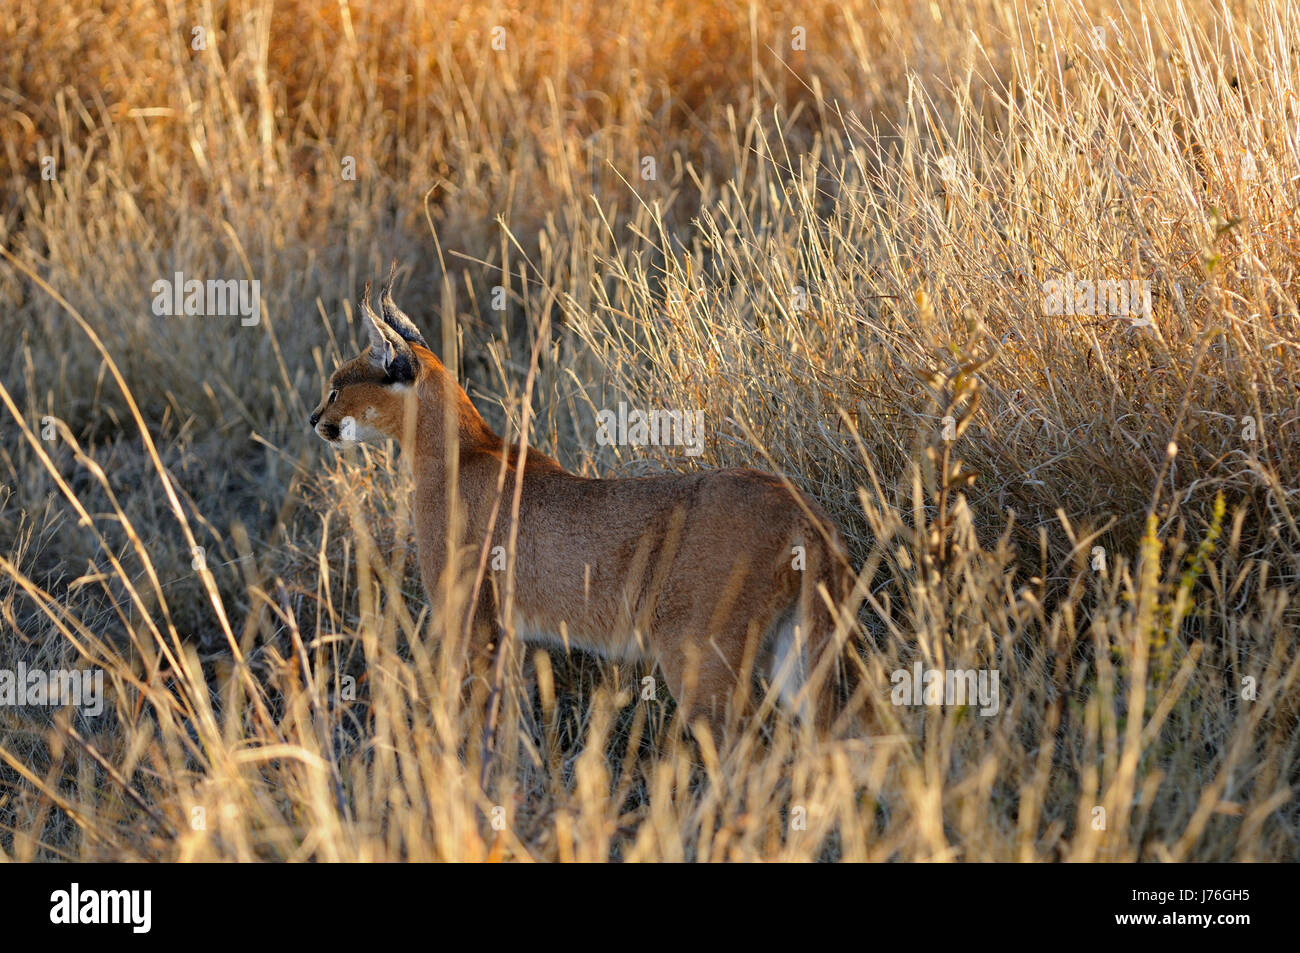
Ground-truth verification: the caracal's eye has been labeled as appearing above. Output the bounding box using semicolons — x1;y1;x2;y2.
328;389;338;405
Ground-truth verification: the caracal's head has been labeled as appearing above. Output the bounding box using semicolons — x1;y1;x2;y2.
310;265;428;447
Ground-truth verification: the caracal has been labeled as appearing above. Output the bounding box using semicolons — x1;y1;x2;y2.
310;268;858;738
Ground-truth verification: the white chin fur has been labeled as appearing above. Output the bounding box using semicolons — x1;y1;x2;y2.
317;415;387;445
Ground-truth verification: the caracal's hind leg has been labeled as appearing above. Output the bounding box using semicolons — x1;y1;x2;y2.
655;623;762;749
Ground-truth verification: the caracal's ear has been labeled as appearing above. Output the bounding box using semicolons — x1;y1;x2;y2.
380;260;429;348
360;281;417;381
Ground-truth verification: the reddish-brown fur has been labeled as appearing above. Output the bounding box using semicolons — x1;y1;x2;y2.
311;277;857;738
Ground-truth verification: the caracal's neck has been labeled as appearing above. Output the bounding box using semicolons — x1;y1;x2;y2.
405;347;502;481
403;346;568;505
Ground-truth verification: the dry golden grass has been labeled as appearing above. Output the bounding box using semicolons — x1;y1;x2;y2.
0;0;1297;861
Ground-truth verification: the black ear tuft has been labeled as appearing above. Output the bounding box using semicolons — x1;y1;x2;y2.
381;261;429;348
361;281;416;383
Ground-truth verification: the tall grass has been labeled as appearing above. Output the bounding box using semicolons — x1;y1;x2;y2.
0;0;1296;860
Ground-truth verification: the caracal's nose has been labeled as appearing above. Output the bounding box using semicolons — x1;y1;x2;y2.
309;410;321;428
